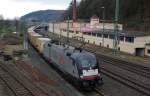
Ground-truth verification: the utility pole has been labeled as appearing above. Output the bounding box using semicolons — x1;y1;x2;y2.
73;0;77;22
101;6;105;47
1;16;4;33
67;17;70;44
52;22;55;34
80;22;82;41
22;21;28;50
113;0;120;55
72;0;77;38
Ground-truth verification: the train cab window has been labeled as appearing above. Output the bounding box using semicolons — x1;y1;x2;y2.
66;52;71;57
78;55;97;68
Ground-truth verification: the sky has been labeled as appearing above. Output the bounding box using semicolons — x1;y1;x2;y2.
0;0;80;19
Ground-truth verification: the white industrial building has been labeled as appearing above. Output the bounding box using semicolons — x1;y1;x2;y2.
48;16;150;57
51;28;150;57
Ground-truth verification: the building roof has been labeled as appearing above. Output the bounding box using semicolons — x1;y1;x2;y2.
120;31;150;37
93;30;150;37
62;26;150;37
62;27;100;33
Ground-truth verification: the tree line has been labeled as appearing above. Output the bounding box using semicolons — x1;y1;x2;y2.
64;0;150;31
0;17;26;35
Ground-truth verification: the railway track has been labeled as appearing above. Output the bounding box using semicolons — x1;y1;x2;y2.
94;88;106;96
0;65;34;96
0;62;48;96
101;68;150;96
102;59;150;78
97;54;150;79
96;54;150;96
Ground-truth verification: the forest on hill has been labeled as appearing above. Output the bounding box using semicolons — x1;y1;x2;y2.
21;10;64;22
64;0;150;31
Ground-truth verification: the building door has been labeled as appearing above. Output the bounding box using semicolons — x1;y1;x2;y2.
135;48;145;56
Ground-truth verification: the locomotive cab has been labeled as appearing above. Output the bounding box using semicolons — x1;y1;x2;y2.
71;52;103;87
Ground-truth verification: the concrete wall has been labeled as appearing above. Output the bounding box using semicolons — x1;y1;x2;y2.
145;45;150;56
134;36;150;47
53;30;150;56
49;22;123;31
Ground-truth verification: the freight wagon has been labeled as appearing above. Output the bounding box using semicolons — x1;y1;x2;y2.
36;38;51;54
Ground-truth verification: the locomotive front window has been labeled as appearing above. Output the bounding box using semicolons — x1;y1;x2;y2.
80;60;94;67
78;55;97;68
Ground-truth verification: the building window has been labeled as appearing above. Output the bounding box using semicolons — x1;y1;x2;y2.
104;34;108;38
83;33;87;35
118;47;120;51
148;50;150;54
69;31;73;33
93;41;95;44
88;40;89;43
100;43;102;46
120;36;124;41
87;33;91;36
92;33;97;36
125;37;134;43
97;33;102;37
109;35;114;39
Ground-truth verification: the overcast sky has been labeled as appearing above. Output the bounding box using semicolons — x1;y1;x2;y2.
0;0;80;19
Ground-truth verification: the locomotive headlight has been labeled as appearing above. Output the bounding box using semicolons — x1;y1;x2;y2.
82;70;86;75
97;73;101;77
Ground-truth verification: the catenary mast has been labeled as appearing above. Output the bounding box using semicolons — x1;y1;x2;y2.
73;0;77;22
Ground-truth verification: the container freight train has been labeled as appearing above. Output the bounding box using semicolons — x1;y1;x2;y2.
28;30;103;87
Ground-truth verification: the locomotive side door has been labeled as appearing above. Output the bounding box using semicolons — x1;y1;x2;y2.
43;42;51;59
72;60;79;78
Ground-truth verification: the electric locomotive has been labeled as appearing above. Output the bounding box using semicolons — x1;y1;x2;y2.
71;51;102;87
43;42;103;87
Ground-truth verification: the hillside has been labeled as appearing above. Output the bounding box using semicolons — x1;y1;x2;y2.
21;10;64;22
65;0;150;31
